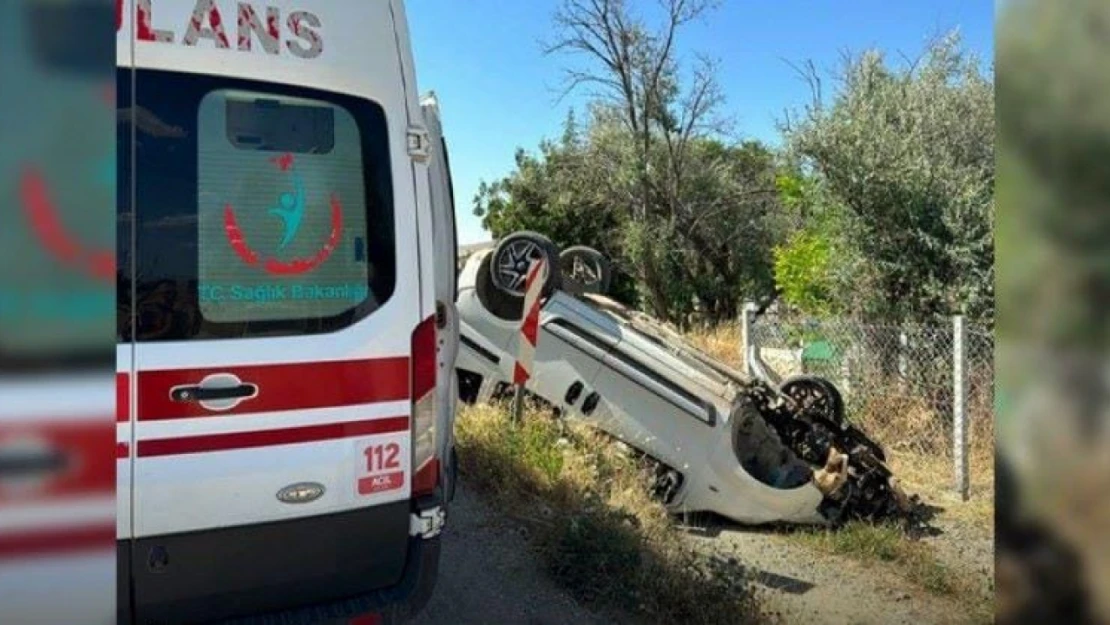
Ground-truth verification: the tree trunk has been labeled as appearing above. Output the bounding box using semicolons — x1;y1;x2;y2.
641;250;671;323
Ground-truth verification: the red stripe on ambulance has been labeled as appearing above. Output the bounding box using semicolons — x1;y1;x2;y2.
0;524;115;559
137;357;410;420
116;372;129;422
137;416;410;457
0;420;114;504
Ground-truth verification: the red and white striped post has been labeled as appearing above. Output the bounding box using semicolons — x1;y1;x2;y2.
511;258;545;423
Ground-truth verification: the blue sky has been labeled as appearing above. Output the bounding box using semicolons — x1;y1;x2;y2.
407;1;995;245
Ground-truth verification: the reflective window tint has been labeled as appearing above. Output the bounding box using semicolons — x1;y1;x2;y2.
224;97;336;154
198;90;369;323
131;70;395;342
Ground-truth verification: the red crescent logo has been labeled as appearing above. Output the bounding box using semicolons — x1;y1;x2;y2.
19;167;115;283
222;153;344;276
223;194;344;276
17;83;116;283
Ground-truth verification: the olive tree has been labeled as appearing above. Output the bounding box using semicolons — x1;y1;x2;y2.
475;106;782;322
782;33;995;326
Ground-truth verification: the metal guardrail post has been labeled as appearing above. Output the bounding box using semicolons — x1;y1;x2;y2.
511;385;525;425
953;314;969;501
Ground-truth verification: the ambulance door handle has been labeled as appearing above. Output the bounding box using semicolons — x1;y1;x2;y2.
0;444;67;478
171;383;258;403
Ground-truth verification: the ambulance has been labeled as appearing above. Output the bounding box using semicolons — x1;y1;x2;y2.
1;1;116;624
114;1;459;623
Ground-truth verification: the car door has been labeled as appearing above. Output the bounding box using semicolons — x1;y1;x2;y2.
589;325;719;472
123;53;421;623
528;294;615;413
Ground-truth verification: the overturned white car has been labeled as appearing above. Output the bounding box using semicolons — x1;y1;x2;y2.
455;231;916;526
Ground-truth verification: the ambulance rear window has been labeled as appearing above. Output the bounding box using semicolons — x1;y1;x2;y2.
123;70;396;342
197;89;371;325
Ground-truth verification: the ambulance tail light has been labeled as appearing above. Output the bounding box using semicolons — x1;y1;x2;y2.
411;315;438;497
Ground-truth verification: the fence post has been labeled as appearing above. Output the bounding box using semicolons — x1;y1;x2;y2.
897;330;909;389
952;314;969;501
740;301;757;376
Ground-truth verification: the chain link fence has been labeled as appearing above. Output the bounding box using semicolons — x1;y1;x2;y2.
744;310;994;499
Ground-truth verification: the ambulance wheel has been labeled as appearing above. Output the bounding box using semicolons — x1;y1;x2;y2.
489;231;562;298
559;245;612;295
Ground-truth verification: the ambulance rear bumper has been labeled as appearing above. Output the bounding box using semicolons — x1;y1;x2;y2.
117;491;444;625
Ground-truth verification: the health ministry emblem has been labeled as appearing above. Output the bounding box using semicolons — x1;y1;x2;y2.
223;153;343;276
16;84;115;283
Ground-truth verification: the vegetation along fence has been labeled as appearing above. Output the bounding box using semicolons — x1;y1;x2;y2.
741;306;994;500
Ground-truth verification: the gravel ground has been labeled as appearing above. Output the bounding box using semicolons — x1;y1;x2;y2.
926;504;995;600
411;479;991;625
688;524;976;625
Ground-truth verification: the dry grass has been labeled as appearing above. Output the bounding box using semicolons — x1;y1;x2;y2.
848;390;995;528
791;522;955;593
455;401;771;625
685;323;744;367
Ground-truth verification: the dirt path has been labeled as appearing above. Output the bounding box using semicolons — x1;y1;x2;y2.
411;484;618;625
683;516;990;625
413;478;990;625
925;497;995;600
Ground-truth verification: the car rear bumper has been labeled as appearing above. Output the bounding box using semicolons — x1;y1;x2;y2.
118;495;443;625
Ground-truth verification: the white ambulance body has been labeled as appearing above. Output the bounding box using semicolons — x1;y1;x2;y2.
116;1;458;623
0;1;117;625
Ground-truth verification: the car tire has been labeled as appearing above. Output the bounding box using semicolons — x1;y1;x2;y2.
474;252;527;321
779;375;846;426
488;230;562;298
477;232;561;321
559;245;612;295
